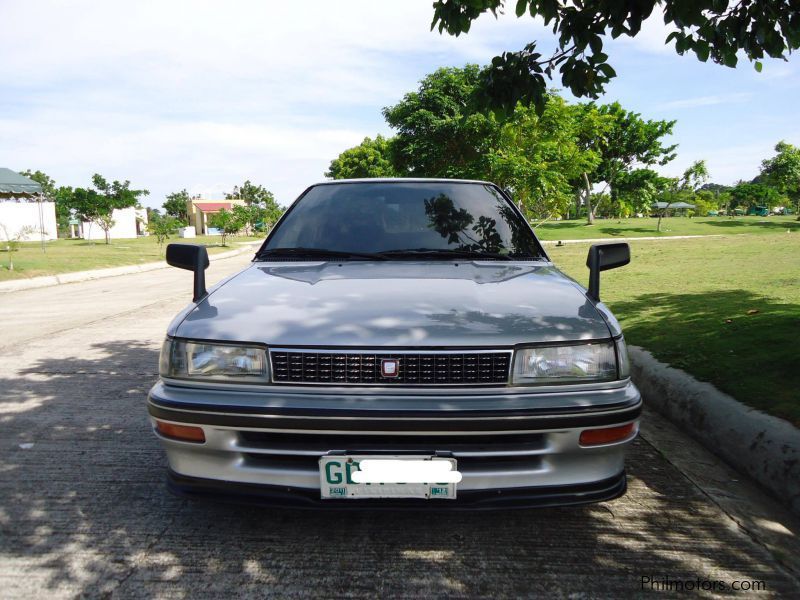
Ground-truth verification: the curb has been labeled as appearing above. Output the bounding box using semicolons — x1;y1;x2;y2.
629;345;800;516
541;234;722;245
0;241;261;294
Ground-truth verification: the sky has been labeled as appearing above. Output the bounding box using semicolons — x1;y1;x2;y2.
1;0;798;209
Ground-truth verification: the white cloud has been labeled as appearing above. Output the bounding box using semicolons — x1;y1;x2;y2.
655;92;752;110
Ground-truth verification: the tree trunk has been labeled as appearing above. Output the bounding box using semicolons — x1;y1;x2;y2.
583;173;594;225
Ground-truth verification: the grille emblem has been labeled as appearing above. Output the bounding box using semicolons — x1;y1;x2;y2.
381;359;400;378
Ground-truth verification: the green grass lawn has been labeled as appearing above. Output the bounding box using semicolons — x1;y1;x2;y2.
0;235;264;282
550;234;800;426
535;215;800;240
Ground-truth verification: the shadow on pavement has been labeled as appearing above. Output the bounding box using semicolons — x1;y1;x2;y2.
0;341;797;597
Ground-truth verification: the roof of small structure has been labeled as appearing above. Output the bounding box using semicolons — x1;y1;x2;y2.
195;202;233;213
0;168;43;196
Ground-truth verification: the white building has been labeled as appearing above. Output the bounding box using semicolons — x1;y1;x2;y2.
0;168;57;242
81;207;148;241
0;199;58;242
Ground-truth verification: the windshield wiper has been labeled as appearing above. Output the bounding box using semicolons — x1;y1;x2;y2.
377;248;514;261
256;247;388;261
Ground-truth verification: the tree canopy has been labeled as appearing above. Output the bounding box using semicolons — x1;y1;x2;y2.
69;175;149;244
579;101;676;222
759;141;800;214
729;181;785;211
383;65;498;179
226;180;283;232
163;189;190;222
147;213;180;249
226;180;276;206
19;170;56;197
327;65;679;224
431;0;800;113
326;135;397;179
209;208;241;246
487;95;605;220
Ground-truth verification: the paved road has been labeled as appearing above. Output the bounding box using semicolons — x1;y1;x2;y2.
1;255;799;598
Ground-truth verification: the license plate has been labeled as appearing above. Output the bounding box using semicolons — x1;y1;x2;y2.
319;455;459;499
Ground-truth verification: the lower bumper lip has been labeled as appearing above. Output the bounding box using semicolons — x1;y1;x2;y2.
165;469;629;510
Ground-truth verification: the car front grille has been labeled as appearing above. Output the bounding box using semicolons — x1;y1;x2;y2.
270;349;512;386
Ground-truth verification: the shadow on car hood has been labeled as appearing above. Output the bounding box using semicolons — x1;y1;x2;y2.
175;261;612;347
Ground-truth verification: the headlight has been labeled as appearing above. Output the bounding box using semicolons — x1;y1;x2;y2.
160;338;269;382
512;342;617;385
615;336;630;379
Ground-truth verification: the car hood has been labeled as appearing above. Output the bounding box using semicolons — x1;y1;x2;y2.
174;261;612;347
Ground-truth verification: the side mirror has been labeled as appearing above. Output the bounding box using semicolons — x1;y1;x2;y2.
585;242;630;302
166;243;210;302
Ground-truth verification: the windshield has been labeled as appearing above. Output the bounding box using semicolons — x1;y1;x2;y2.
259;182;544;259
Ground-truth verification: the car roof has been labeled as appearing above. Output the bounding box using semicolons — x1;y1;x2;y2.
311;178;496;186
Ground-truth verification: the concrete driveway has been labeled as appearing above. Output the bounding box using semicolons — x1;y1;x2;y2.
1;253;798;598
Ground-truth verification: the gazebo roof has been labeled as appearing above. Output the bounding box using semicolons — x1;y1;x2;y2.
652;201;696;209
0;168;42;196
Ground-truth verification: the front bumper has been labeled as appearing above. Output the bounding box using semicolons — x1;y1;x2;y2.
147;380;641;508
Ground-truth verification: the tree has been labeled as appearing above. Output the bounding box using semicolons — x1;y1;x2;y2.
69;175;149;244
326;135;397;179
19;169;56;197
232;204;259;236
52;186;74;234
226;180;274;206
209;208;244;246
692;189;720;217
69;188;102;241
163;189;190;222
653;160;709;231
95;214;117;241
699;182;731;195
383;65;500;178
91;175;149;244
19;170;74;235
612;168;670;218
226;180;283;231
147;213;180;250
331;64;679;225
487;95;603;222
584;102;677;223
680;159;710;191
431;0;800;113
0;224;36;271
729;182;785;212
760;141;800;217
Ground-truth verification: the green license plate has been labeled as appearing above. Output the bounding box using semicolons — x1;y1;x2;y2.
319;455;459;499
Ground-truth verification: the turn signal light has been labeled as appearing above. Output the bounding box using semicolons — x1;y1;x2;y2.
155;420;206;443
579;423;637;446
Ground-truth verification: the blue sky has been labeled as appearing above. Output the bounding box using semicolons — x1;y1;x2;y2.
1;0;798;209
